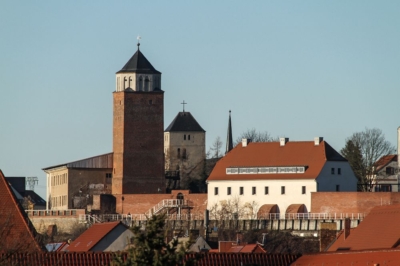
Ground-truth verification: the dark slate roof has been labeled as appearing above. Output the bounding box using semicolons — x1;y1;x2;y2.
117;46;161;74
165;112;205;132
324;142;347;161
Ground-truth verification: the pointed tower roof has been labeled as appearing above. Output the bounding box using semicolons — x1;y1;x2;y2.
117;43;161;74
165;112;205;132
226;110;233;154
0;169;44;252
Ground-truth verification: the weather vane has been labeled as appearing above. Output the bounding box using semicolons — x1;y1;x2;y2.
137;36;141;48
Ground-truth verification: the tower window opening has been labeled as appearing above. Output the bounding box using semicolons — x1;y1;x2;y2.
188;135;190;140
177;148;181;159
184;135;186;140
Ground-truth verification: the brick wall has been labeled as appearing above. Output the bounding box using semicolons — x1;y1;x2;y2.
311;192;400;214
115;190;207;215
112;90;165;194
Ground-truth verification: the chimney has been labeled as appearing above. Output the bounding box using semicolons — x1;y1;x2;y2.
236;231;243;245
242;138;251;147
279;137;289;146
314;137;323;146
344;218;351;239
261;233;267;246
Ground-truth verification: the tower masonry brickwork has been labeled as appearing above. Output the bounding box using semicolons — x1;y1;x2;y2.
112;44;165;195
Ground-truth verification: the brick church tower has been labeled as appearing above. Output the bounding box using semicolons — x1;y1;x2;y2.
112;43;165;195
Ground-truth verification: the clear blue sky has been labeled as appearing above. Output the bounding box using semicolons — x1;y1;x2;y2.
1;1;399;199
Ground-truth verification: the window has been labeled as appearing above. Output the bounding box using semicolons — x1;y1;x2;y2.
177;148;181;159
386;167;395;175
336;185;340;191
265;186;269;195
182;148;187;159
281;186;285;195
149;100;153;105
227;187;231;195
184;134;186;140
331;168;335;174
338;168;341;175
302;186;306;194
214;187;219;195
188;135;191;140
252;187;256;195
240;187;244;195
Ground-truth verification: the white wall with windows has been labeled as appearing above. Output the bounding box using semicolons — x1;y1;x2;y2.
316;161;358;192
207;179;317;216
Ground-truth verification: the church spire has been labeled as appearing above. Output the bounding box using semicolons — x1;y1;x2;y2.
226;110;233;154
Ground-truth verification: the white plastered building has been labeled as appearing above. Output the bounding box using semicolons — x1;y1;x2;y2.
206;137;357;218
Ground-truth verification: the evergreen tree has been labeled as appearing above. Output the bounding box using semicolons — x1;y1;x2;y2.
341;140;365;191
113;213;194;266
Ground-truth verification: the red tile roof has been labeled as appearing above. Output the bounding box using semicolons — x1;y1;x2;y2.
0;252;299;266
208;141;345;181
66;221;124;252
328;204;400;251
187;253;299;266
292;248;400;265
239;244;267;253
0;169;43;252
374;154;397;171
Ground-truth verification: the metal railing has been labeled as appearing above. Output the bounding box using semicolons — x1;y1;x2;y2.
145;199;193;217
257;213;365;220
79;213;203;224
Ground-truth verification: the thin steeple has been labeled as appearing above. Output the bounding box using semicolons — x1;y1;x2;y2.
226;110;233;154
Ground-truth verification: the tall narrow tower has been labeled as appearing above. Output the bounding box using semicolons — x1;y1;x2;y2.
112;42;165;194
225;110;233;154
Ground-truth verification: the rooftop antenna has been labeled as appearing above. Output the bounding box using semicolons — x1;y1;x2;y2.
26;176;38;191
137;35;141;49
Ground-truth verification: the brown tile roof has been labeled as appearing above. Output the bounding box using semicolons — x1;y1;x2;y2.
374;154;397;171
187;253;299;266
0;251;126;266
239;244;267;253
208;141;345;181
0;252;299;266
292;248;400;265
328;204;400;251
0;169;43;252
66;221;124;252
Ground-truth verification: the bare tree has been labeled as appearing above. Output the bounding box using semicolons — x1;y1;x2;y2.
209;196;260;221
208;136;223;159
235;128;278;145
344;128;395;191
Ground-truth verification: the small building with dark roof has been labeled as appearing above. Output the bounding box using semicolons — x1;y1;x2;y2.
164;111;206;190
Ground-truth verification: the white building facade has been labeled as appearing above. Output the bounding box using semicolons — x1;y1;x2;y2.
207;138;357;217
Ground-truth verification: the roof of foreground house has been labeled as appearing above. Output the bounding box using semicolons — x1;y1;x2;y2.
328;204;400;251
0;169;43;252
208;140;346;181
67;221;128;252
374;154;397;172
293;248;400;266
0;252;299;266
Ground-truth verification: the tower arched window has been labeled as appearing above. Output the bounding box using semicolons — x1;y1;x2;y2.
182;148;187;159
144;76;150;91
177;148;181;159
138;76;143;91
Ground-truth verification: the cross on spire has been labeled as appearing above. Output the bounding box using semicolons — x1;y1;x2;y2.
137;36;141;49
181;101;187;112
